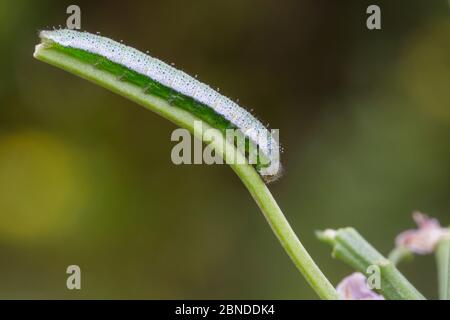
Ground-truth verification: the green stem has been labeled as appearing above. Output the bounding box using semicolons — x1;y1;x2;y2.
230;163;338;299
388;246;413;266
34;44;338;300
318;228;425;300
436;237;450;300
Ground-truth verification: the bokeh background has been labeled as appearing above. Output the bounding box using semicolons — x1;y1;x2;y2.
0;0;449;299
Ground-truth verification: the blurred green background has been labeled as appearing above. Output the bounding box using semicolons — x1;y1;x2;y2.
0;0;449;299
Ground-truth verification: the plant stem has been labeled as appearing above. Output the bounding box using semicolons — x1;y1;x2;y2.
34;44;339;300
436;237;450;300
318;228;425;300
229;163;339;299
388;246;413;266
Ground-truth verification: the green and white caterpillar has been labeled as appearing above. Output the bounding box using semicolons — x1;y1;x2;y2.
35;29;281;180
33;30;343;301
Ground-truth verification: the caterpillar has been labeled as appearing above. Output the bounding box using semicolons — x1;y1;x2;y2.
36;29;281;181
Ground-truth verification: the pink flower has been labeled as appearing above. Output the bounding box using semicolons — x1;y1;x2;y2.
395;212;450;255
336;272;384;300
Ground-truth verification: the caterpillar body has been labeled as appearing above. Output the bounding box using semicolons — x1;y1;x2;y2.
36;29;281;181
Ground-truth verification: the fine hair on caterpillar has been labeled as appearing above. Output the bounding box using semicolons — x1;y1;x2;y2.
36;28;282;182
170;121;281;179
